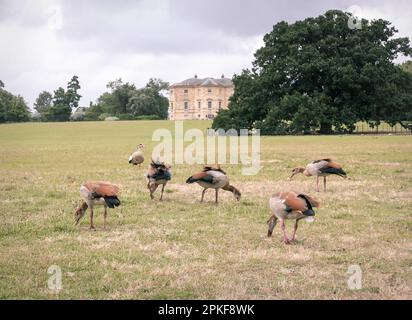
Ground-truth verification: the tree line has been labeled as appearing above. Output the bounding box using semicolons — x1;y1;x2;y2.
0;77;169;123
2;10;412;129
81;78;169;121
212;10;412;134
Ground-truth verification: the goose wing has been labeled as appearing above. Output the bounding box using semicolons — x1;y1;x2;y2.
84;181;119;197
186;171;213;184
270;191;318;218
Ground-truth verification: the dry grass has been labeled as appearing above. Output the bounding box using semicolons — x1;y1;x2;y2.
0;121;411;299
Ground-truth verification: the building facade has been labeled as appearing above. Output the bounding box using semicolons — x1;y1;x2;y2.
168;75;234;120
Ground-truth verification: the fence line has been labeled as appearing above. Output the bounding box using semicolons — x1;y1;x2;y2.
354;123;412;135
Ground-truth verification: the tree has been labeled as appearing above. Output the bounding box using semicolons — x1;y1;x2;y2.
84;101;104;120
401;60;412;74
66;75;81;110
105;78;136;115
128;78;169;119
8;95;30;122
0;82;31;123
47;87;71;121
88;78;169;120
34;91;53;120
212;10;412;134
34;75;81;121
0;86;13;123
71;107;86;121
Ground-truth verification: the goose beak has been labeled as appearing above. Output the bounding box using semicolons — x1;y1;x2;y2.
74;211;83;225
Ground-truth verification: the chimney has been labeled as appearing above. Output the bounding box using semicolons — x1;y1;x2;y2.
194;74;198;79
221;74;225;78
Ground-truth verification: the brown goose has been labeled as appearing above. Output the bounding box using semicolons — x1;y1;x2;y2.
186;165;241;203
290;158;347;192
267;191;319;244
146;159;172;200
74;181;121;230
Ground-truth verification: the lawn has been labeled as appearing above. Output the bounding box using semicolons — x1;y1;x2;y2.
0;120;411;299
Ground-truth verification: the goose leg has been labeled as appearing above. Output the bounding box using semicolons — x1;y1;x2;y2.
201;188;206;202
215;189;218;204
280;219;290;244
267;214;278;237
323;176;327;192
160;184;165;201
147;182;153;199
103;206;107;230
316;176;320;192
150;184;158;200
90;207;96;230
291;219;299;241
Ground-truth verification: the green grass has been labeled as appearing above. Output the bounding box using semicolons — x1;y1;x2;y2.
0;121;411;299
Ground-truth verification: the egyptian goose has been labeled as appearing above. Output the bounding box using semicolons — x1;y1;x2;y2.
289;158;347;192
128;143;144;167
74;181;121;230
186;165;241;203
267;191;319;244
146;159;172;200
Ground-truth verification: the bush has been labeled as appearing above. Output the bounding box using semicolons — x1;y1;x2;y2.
70;109;86;121
104;116;119;121
135;115;162;120
117;113;135;120
98;113;111;121
30;112;43;122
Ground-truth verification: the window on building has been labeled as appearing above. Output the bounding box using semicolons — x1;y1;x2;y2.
184;101;188;110
208;88;212;93
170;90;173;94
184;89;188;94
170;102;174;110
208;101;212;109
198;101;201;109
218;101;222;110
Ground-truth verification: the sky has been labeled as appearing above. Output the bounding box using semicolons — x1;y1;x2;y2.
1;0;412;109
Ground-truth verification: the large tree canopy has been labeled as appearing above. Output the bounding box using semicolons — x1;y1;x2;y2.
128;78;169;119
34;91;53;120
212;10;412;134
34;76;82;122
85;78;169;120
0;81;31;123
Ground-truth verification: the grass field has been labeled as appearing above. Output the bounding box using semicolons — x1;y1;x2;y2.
0;120;411;299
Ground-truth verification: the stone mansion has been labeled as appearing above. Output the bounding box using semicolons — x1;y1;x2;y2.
168;75;234;120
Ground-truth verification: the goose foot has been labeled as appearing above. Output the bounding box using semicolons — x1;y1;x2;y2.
283;237;291;245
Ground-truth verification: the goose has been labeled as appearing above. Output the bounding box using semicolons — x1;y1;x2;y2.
186;165;241;203
267;191;319;244
289;158;347;192
74;181;121;230
128;143;144;167
146;159;172;200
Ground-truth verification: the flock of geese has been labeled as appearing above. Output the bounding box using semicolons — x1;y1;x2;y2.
74;144;347;244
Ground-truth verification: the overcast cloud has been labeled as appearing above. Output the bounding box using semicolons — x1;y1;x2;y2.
1;0;411;108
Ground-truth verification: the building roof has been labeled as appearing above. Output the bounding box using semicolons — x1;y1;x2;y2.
169;75;233;88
